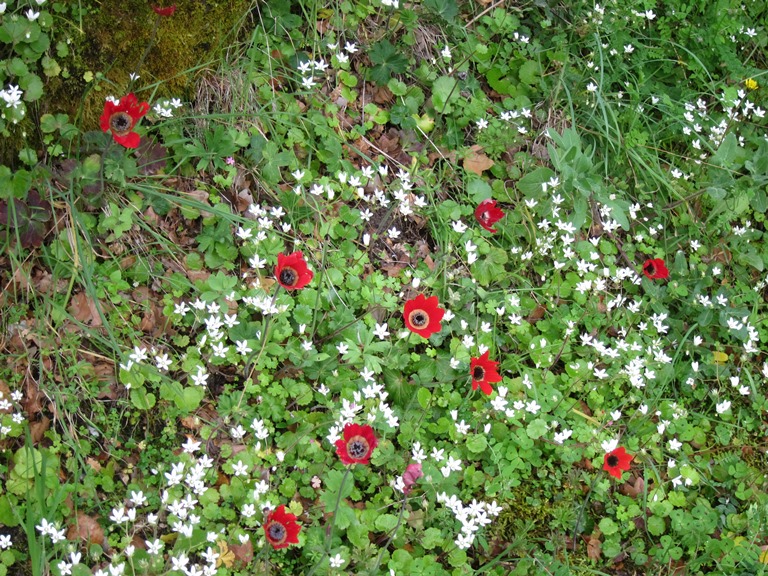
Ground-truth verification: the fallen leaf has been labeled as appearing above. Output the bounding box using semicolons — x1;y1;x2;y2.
68;292;103;327
216;541;236;568
586;530;602;561
463;145;495;175
619;476;645;498
29;416;50;444
236;189;253;213
229;539;254;566
67;513;106;548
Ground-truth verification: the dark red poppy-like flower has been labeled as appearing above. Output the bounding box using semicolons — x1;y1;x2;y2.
152;4;177;16
402;462;423;494
603;446;633;480
470;351;502;395
642;258;669;280
403;294;445;338
474;198;505;233
335;423;377;465
263;505;301;549
275;251;314;290
100;93;149;149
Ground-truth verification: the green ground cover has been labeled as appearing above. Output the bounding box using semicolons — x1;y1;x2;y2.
1;0;768;574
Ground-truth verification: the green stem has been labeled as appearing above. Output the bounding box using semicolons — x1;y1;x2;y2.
237;287;281;411
306;466;352;576
128;14;162;92
371;491;408;574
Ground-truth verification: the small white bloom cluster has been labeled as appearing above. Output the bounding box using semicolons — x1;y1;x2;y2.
35;518;67;544
295;164;426;247
0;84;23;109
0;387;25;438
326;380;399;445
435;493;502;550
153;97;183;118
297;55;330;90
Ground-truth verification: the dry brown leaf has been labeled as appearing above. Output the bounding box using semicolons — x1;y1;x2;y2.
139;307;157;333
229;539;254;566
236;189;253;213
68;292;103;327
215;541;236;568
586;530;602;561
372;85;394;104
181;416;203;430
22;374;44;416
619;476;645;498
526;304;546;323
29;416;50;444
463;146;494;175
67;512;106;548
186;190;213;217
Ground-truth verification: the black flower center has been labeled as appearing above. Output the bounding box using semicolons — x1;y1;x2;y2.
644;262;656;276
480;210;491;222
607;455;619;467
409;309;428;328
279;267;297;287
347;435;369;460
110;112;132;135
473;366;485;381
267;521;286;543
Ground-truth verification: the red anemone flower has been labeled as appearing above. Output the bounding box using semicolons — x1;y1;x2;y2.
152;4;177;16
474;198;505;233
263;505;301;549
335;423;377;465
100;93;149;149
402;462;423;494
275;251;314;290
403;294;445;338
470;351;502;395
642;258;669;280
603;446;633;480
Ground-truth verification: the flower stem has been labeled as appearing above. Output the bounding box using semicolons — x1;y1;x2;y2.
306;466;352;576
237;287;281;411
128;14;162;92
371;491;408;574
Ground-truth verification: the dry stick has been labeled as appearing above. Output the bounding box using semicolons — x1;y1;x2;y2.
465;0;509;28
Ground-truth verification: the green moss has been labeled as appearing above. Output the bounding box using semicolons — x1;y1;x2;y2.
51;0;253;127
495;486;555;548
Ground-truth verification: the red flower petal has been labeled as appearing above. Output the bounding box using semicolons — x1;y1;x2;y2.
152;5;177;16
474;198;505;233
100;94;150;149
403;294;445;338
402;462;423;494
642;258;669;280
603;446;633;480
113;131;141;149
335;423;377;465
470;350;502;395
275;251;313;290
263;505;301;549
